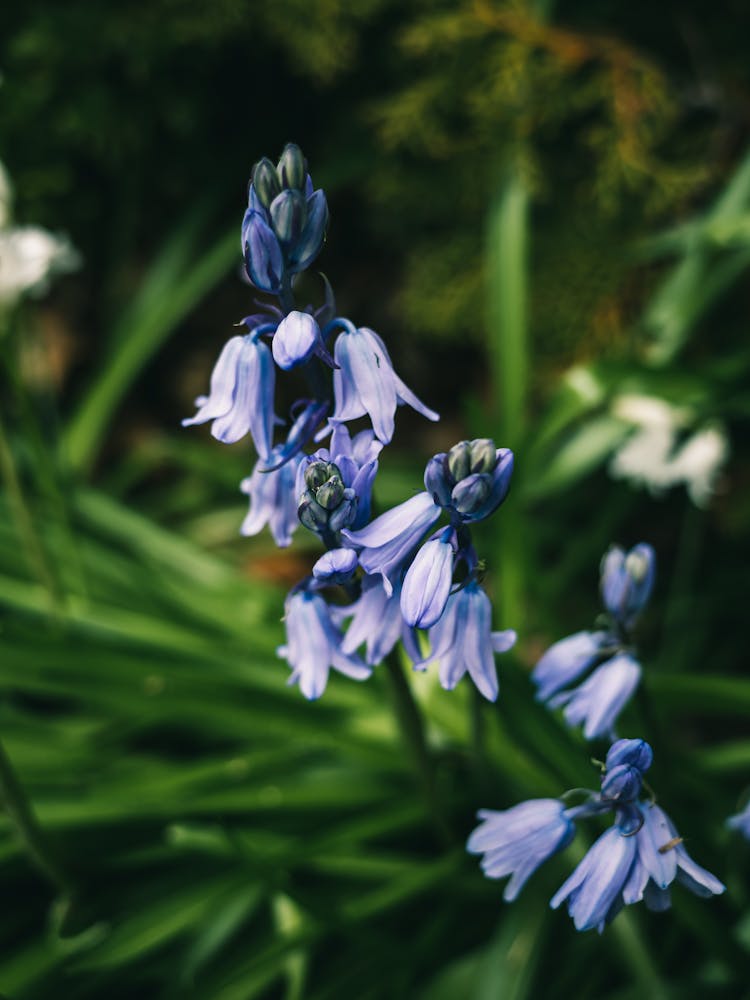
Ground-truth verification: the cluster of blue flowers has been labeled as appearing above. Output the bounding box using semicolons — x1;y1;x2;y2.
532;543;655;740
186;143;743;933
184;144;515;702
468;738;725;932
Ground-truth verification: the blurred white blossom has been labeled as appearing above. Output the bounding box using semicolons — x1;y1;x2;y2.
609;394;728;507
0;159;79;307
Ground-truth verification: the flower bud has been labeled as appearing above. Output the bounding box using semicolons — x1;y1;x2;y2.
270;190;307;246
305;460;331;492
316;475;345;511
600;543;656;630
243;213;283;293
424;454;452;506
450;473;492;515
252;158;281;208
298;492;328;531
447;441;472;483
328;489;358;532
312;547;359;583
288;190;329;272
601;763;643;803
470;438;497;474
605;738;653;774
277;143;306;190
272;311;321;370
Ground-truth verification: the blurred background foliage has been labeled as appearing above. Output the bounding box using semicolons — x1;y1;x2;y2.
1;0;750;997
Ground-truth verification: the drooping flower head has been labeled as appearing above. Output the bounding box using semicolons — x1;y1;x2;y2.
467;799;576;901
532;543;656;740
416;581;516;701
279;589;371;700
240;449;304;547
469;737;725;933
330;321;439;444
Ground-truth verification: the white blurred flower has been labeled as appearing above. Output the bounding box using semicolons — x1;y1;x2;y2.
610;394;728;507
0;160;79;307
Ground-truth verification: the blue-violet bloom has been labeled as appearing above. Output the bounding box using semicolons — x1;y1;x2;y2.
600;543;656;631
342;492;442;595
418;581;516;701
183;331;276;458
532;630;610;702
548;652;641;741
550;825;638;933
333;574;421;667
332;325;438;444
400;527;456;629
240;449;303;547
272;311;334;370
467;799;576;901
279;590;371;700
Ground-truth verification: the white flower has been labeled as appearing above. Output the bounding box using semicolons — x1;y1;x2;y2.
609;394;728;507
0;160;79;307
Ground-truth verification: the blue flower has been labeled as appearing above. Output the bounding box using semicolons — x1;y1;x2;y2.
623;803;725;911
243;145;329;290
334;574;419;667
240;449;303;547
424;441;514;524
548;653;641;740
605;738;653;774
182;330;276;458
400;527;456;629
279;590;371;700
418;581;516;701
600;543;655;631
331;324;439;444
312;547;359;584
531;630;610;702
467;799;576;901
272;311;334;370
297;424;383;540
342;492;442;595
550;826;638;932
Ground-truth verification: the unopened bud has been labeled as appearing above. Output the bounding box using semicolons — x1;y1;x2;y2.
451;473;492;515
298;492;328;532
605;738;653;774
328;489;357;532
601;763;643;803
316;475;345;511
470;438;497;474
424;454;452;506
270;190;307;245
277;143;306;190
304;461;330;491
447;441;472;483
252;158;281;208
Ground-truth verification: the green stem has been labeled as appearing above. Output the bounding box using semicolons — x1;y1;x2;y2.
0;737;72;895
383;653;451;845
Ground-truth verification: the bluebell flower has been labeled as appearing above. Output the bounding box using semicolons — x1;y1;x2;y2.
418;581;516;701
279;590;371;700
600;764;644;804
727;803;750;839
297;424;383;540
400;527;456;629
342;492;442;595
531;630;610;702
623;803;725;911
312;547;359;584
424;440;514;524
548;653;641;741
605;738;653;774
183;329;276;458
331;324;439;444
550;826;638;932
272;310;334;370
333;574;420;667
600;543;655;631
467;799;576;901
243;145;329;290
240;449;303;547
